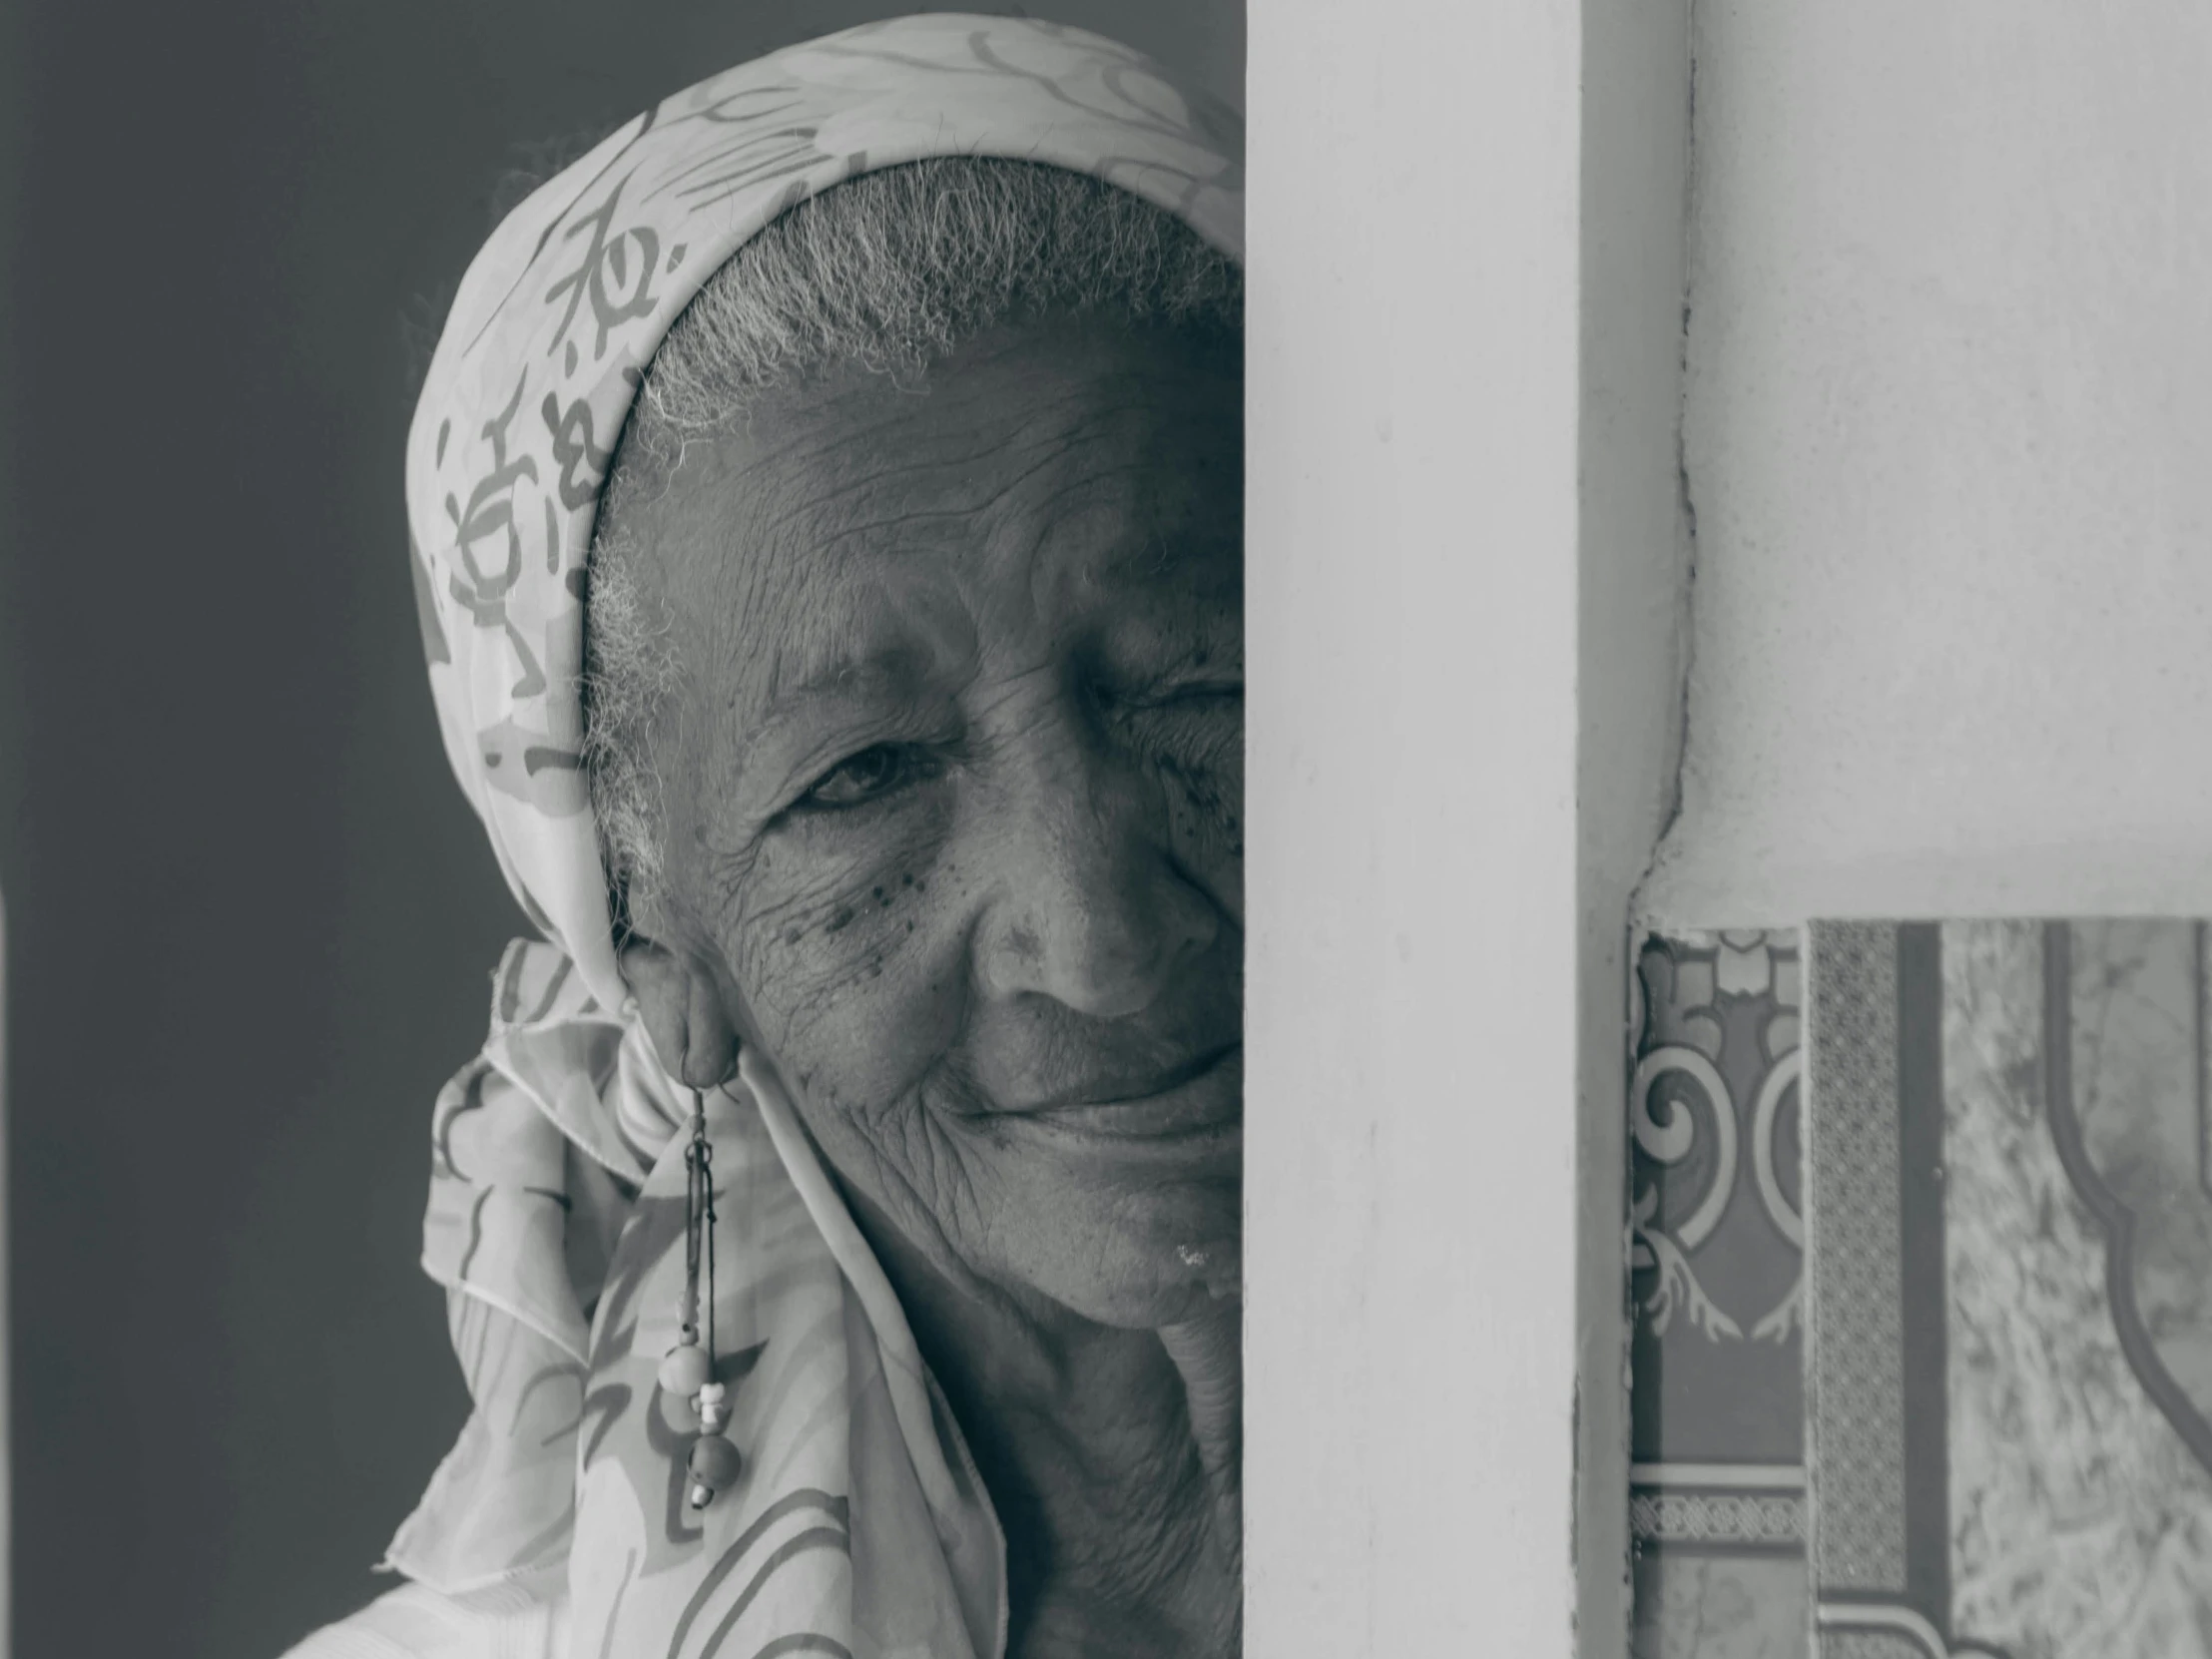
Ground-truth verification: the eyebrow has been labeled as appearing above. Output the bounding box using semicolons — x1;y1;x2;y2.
1091;589;1245;671
753;568;972;705
764;642;934;718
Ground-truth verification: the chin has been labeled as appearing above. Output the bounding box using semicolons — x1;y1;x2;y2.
1005;1171;1243;1331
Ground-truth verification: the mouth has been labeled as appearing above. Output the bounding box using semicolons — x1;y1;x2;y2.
1010;1043;1244;1144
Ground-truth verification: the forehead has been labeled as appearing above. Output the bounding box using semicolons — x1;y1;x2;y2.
627;315;1242;709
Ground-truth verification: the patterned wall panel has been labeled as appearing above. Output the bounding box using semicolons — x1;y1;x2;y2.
1799;919;2212;1659
1629;930;1808;1658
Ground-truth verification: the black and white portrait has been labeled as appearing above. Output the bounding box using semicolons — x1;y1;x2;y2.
5;3;2207;1658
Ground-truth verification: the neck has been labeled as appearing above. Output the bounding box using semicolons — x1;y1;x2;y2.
839;1187;1238;1658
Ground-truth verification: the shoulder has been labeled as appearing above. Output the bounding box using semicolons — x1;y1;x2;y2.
277;1581;567;1659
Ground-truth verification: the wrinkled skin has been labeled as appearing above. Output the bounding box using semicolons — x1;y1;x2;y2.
615;313;1244;1656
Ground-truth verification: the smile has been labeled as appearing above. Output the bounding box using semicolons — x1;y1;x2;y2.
1007;1043;1244;1146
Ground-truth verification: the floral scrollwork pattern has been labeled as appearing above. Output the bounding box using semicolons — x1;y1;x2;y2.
1631;930;1804;1346
1631;1045;1741;1341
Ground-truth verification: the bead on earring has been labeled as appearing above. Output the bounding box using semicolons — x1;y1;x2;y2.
655;1088;744;1508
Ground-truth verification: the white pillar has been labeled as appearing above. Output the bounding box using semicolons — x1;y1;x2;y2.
1247;1;1592;1652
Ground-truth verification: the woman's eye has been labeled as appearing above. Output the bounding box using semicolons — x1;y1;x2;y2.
796;744;929;812
1119;680;1244;729
1108;677;1244;716
1169;681;1244;708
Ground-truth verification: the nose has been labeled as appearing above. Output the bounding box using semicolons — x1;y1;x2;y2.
974;728;1220;1018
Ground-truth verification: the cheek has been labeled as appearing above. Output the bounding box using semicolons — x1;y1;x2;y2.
720;824;970;1102
1156;727;1244;914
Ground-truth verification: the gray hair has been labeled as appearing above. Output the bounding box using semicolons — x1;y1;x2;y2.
581;158;1242;937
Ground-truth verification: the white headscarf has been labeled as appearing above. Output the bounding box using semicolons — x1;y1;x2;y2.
391;16;1242;1657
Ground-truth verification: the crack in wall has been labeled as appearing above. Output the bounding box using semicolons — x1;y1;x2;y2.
1605;13;1702;1655
1576;3;1705;1654
1630;0;1703;936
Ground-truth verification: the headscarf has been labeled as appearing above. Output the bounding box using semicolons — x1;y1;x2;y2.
392;15;1243;1659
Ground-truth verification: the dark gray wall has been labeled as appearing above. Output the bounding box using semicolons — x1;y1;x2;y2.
0;5;1240;1654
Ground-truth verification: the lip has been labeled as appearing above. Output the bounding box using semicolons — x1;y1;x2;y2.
1006;1043;1244;1146
1019;1041;1241;1112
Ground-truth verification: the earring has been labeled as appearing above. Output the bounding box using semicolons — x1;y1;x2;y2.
656;1089;743;1508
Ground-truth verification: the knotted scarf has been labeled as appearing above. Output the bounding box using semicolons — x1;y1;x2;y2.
390;16;1242;1658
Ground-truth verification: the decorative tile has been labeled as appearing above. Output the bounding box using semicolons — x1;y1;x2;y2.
1797;919;2212;1659
1631;1555;1809;1659
1629;930;1809;1659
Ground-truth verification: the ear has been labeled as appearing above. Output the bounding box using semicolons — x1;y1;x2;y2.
618;936;742;1088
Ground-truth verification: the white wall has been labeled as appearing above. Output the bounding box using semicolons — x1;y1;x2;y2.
1248;0;1584;1653
1252;0;2212;1649
1642;0;2212;929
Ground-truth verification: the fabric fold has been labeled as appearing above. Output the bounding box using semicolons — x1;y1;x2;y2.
389;940;1005;1655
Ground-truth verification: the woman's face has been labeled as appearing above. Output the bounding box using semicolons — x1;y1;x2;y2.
624;313;1243;1332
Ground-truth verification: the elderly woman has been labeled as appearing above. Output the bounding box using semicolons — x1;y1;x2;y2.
286;16;1243;1659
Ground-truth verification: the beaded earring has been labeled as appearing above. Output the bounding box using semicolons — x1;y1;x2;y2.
656;1089;743;1508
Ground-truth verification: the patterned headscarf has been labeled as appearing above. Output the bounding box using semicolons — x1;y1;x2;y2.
391;15;1241;1659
